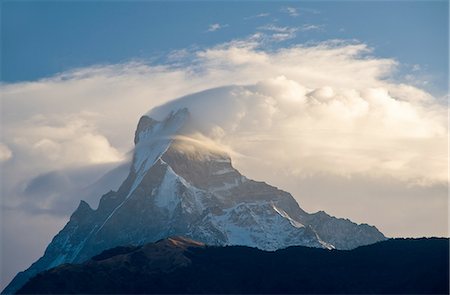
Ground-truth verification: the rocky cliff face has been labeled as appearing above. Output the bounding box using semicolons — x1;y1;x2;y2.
3;108;385;294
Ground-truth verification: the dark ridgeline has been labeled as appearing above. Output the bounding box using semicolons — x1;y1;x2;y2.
18;237;449;294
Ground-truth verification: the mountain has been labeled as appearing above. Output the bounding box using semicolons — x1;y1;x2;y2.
3;108;385;294
17;237;449;294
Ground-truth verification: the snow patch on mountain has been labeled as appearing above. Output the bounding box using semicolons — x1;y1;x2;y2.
154;165;181;214
272;204;305;229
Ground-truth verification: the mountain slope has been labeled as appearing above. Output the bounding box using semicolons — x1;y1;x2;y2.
17;237;449;294
3;108;385;294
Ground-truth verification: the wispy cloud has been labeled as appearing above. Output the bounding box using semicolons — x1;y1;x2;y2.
257;23;324;41
258;24;298;42
0;143;13;162
244;12;270;20
3;38;442;192
281;6;299;17
298;24;324;32
259;24;295;33
207;23;229;32
299;7;321;15
412;64;421;72
167;48;190;62
269;33;294;42
281;6;320;17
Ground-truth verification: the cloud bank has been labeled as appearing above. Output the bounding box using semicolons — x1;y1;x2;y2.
150;77;446;184
1;37;448;289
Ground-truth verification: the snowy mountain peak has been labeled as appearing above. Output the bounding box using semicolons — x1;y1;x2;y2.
133;108;190;173
2;107;386;294
134;116;159;145
135;108;190;145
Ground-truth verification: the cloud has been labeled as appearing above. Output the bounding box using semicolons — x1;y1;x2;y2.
0;143;13;162
207;23;229;32
299;7;320;15
259;24;297;33
412;64;421;72
258;24;324;42
258;24;298;41
281;6;320;16
4;113;123;172
1;36;448;288
2;38;445;200
150;77;447;185
281;6;299;17
298;24;324;32
30;117;122;165
244;13;270;20
3;162;130;217
2;39;445;203
167;48;191;62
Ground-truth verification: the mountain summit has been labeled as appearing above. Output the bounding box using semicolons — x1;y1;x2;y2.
3;108;385;294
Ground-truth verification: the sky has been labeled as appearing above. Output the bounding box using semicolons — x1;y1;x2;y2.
1;0;449;290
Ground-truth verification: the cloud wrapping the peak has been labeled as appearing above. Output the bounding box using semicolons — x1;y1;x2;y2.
150;76;446;184
2;40;445;192
0;40;447;264
2;40;445;207
1;38;448;290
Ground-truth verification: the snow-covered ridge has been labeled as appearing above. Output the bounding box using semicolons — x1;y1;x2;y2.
83;108;191;241
2;106;386;295
133;108;189;176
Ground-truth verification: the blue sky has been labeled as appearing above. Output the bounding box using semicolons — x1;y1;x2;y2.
1;1;448;96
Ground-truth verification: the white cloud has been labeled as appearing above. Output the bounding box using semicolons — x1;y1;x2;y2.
0;143;13;162
150;76;447;185
258;24;298;41
167;48;191;61
259;25;295;33
195;39;400;90
6;113;122;169
269;33;294;42
257;23;324;42
2;39;445;185
299;24;324;32
301;7;320;15
207;23;229;32
1;38;448;288
281;6;299;17
244;13;270;20
281;6;320;16
412;64;421;72
2;39;445;188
